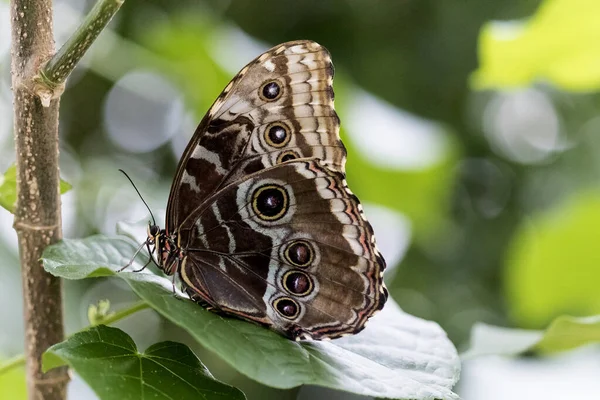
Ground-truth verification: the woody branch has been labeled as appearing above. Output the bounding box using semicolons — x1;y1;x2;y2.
9;0;124;399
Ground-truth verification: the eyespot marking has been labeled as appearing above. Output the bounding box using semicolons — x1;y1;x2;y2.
252;184;289;221
265;122;290;148
273;297;300;319
284;240;314;267
277;150;300;164
283;270;313;296
259;80;282;101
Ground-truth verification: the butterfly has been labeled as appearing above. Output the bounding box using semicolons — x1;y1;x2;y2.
133;40;387;341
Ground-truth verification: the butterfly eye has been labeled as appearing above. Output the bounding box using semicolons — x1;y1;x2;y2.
273;297;300;319
265;123;290;147
252;184;289;221
283;270;313;296
148;225;160;237
285;240;313;267
277;150;300;164
260;80;282;101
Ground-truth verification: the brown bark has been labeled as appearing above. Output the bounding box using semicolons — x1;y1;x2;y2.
10;0;68;399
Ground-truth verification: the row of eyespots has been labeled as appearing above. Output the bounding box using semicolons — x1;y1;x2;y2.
250;185;314;319
272;239;317;319
259;80;301;164
264;122;300;164
257;80;309;319
273;268;315;319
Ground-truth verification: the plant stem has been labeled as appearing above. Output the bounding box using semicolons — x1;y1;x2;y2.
10;0;67;397
0;301;150;376
97;301;150;326
10;0;126;398
35;0;125;106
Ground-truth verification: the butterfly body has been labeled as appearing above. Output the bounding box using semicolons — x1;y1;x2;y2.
145;40;387;341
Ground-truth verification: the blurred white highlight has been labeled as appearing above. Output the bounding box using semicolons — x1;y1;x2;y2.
483;89;565;164
345;90;450;170
362;203;411;277
103;71;184;153
209;26;270;75
460;350;600;399
0;3;10;58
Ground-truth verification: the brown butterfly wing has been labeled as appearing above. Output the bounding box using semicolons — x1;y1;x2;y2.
166;40;344;232
177;160;387;340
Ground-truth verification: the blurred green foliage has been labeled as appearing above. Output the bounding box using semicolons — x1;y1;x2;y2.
3;0;600;397
505;192;600;327
0;360;25;399
472;0;600;91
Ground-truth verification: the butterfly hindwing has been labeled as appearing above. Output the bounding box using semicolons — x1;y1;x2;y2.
176;160;387;340
166;40;345;230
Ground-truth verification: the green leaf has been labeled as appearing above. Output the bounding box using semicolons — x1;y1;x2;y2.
0;163;73;214
60;180;72;196
42;235;461;400
87;299;116;326
43;325;245;400
0;165;18;214
462;315;600;359
471;0;600;91
42;235;148;279
0;358;26;400
504;191;600;327
535;315;600;353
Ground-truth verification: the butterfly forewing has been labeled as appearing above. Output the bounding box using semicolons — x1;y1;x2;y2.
166;40;344;231
157;40;386;340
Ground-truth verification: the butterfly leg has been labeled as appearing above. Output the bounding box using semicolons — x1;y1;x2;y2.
118;240;147;272
130;256;152;273
130;241;159;272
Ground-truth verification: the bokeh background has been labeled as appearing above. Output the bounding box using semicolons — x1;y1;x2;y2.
2;0;600;398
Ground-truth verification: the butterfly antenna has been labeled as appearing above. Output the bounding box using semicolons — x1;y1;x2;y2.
118;169;157;226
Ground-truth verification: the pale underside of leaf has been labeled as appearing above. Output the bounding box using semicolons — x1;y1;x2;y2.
462;315;600;359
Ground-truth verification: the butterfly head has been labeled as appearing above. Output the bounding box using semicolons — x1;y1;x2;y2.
146;223;161;256
147;223;160;238
147;224;181;276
